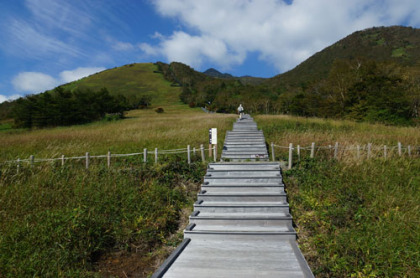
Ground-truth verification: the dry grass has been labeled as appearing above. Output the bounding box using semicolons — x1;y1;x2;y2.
255;114;420;162
0;105;236;161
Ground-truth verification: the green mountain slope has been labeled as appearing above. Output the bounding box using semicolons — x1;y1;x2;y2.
61;63;182;106
268;26;420;88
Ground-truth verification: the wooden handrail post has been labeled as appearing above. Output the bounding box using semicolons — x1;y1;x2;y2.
288;143;293;170
334;142;339;159
384;145;387;160
187;145;191;164
107;151;111;168
271;142;275;161
398;142;402;156
200;144;205;162
297;145;301;161
310;142;315;158
85;152;90;169
154;148;158;164
30;155;34;168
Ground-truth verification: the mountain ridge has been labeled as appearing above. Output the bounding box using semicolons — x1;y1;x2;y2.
203;68;234;78
269;25;420;88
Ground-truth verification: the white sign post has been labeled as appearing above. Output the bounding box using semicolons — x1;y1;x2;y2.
209;128;217;159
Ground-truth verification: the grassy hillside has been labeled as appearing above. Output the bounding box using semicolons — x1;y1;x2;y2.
62;63;182;107
268;26;420;88
0;63;184;124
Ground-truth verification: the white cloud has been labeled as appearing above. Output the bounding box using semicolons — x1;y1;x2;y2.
0;94;22;104
2;19;82;59
145;0;420;72
12;72;58;93
112;41;135;51
24;0;92;35
59;67;105;83
0;95;7;103
11;67;105;94
139;42;160;56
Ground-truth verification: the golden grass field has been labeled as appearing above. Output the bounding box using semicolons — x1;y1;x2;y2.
255;114;420;161
0;105;237;162
2;108;419;163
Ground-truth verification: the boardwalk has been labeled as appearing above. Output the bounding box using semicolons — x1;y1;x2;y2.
153;115;313;277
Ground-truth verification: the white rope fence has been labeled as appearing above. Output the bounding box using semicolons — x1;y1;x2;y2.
270;142;420;169
2;144;218;173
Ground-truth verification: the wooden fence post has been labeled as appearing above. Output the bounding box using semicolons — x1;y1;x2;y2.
200;144;205;162
384;145;387;160
154;148;158;164
213;145;217;162
193;147;196;156
297;145;301;161
408;145;412;157
85;152;90;169
187;145;191;164
271;142;275;161
143;148;147;163
288;143;293;170
107;151;111;168
310;142;315;158
61;155;65;166
334;142;339;159
398;142;402;157
30;155;34;167
367;143;372;159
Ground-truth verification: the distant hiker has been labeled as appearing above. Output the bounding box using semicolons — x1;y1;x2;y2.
237;104;244;119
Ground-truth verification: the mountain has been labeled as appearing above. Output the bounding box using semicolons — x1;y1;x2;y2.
268;26;420;88
3;26;419;126
60;63;182;106
203;68;234;78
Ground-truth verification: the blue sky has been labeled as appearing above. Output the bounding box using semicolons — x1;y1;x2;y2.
1;0;419;103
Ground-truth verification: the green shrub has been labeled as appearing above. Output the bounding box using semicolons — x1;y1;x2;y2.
285;158;420;277
0;157;205;277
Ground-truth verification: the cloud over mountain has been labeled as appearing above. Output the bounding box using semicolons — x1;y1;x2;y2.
141;0;420;72
12;67;105;94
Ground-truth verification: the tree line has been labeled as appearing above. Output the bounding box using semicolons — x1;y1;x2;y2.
12;87;130;128
168;60;419;126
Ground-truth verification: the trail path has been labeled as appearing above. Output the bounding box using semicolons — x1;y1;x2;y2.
153;114;313;277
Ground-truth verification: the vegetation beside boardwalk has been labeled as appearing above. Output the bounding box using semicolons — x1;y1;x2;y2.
256;115;420;277
0;157;206;277
289;158;419;277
